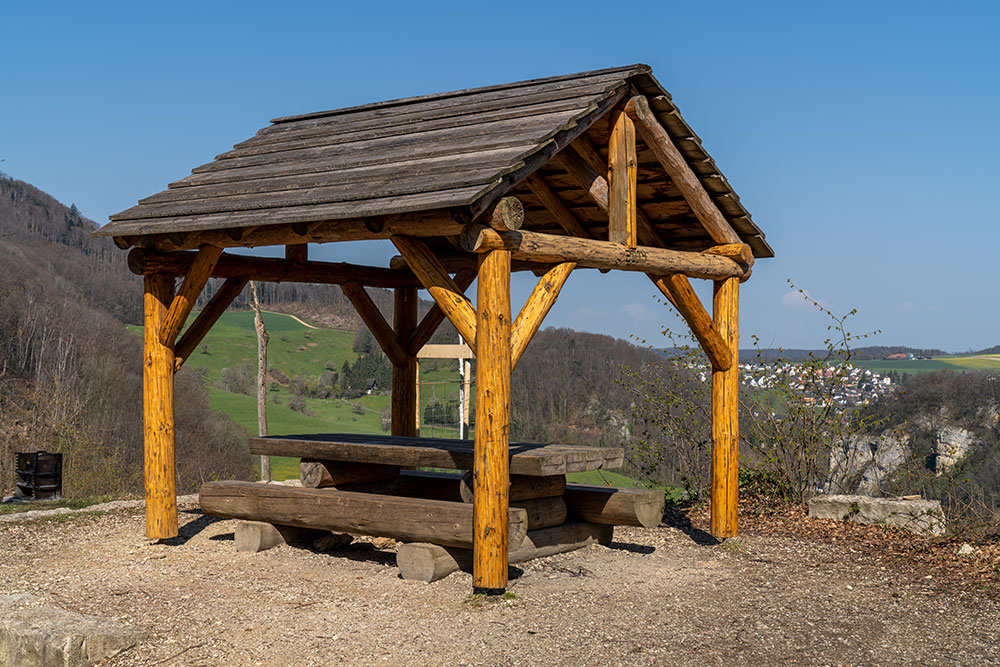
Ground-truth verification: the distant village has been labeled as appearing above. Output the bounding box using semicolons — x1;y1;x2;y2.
697;362;895;406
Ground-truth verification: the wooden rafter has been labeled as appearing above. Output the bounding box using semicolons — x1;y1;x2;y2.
408;269;477;356
625;95;742;246
158;244;223;348
341;281;407;366
511;262;575;368
391;235;477;349
607;109;637;248
173;276;249;370
649;274;731;372
524;174;590;238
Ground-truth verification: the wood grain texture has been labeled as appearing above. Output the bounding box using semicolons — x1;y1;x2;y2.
391;235;477;349
608;108;637;247
511;262;575;367
564;484;665;528
459;472;567;504
299;460;401;488
341;281;406;366
473;248;512;592
407;269;477;356
143;274;178;539
234;521;327;553
199;481;527;550
711;277;740;538
649;274;731;372
396;522;613;583
285;243;308;262
392;286;419;437
460;226;746;280
173;276;247;370
157;244;222;348
626;95;742;246
478;196;524;230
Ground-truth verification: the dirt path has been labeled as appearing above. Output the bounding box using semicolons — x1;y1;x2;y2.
1;501;997;666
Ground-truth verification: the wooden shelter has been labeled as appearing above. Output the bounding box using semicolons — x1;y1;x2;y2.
98;64;772;594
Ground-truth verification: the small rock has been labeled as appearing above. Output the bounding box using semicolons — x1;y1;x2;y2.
372;537;396;550
957;543;976;556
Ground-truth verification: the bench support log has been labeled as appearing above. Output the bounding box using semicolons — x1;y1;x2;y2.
397;522;614;583
459;472;566;504
300;460;401;488
235;521;329;553
564;485;665;528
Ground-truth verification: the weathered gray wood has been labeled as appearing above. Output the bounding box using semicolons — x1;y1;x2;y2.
234;521;328;553
248;433;624;477
299;459;401;488
396;522;613;582
564;485;665;528
514;496;567;530
200;481;527;549
459;472;566;503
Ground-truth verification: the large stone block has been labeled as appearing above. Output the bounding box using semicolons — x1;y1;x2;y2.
0;594;145;666
807;494;946;536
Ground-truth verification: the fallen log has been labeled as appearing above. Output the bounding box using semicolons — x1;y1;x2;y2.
200;481;527;549
563;485;664;528
299;459;401;488
459;471;566;503
234;520;329;553
396;522;613;583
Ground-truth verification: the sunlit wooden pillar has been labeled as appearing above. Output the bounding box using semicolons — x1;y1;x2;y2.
391;286;418;436
711;276;740;538
143;273;178;539
473;248;512;593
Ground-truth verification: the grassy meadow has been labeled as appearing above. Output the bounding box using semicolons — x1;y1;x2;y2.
852;354;1000;374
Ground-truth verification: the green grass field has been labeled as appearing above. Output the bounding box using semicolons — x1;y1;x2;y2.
852;355;1000;374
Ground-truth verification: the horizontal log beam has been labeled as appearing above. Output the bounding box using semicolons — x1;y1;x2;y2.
173;276;248;370
625;95;743;247
388;253;554;275
199;480;527;550
703;243;754;267
340;281;407;366
649;274;732;372
460;226;747;281
299;459;401;488
128;248;419;288
158;244;222;348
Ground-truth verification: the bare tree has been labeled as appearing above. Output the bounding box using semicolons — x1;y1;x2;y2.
250;281;270;482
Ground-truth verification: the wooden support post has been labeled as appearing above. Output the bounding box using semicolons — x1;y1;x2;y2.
157;244;222;348
143;273;178;539
391;236;478;349
649;274;732;372
511;262;575;368
392;286;418;437
711;277;740;538
608;108;638;247
173;276;248;370
473;248;512;594
285;243;308;263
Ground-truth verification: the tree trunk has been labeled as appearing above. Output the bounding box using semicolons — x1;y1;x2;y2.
250;281;270;482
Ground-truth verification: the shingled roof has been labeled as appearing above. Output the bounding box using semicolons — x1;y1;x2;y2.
99;64;772;258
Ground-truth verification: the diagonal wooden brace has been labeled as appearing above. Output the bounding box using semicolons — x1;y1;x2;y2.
408;269;477;356
391;235;477;349
649;273;732;372
341;281;407;366
173;276;248;370
158;244;223;348
511;262;575;368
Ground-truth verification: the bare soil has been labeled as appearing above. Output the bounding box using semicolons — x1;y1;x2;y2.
1;498;998;666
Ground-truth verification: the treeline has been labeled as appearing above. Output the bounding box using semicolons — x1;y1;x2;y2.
743;345;948;363
0;175;249;497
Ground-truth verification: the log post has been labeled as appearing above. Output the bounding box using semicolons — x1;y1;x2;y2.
711;277;740;538
143;273;178;539
392;286;418;436
473;248;512;594
608;108;637;248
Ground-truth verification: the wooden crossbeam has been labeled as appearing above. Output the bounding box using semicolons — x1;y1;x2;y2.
461;226;746;281
341;281;407;366
391;236;477;349
649;274;731;371
511;262;575;368
703;243;754;267
157;244;223;348
625;95;743;246
173;276;249;370
408;269;477;356
608;109;637;248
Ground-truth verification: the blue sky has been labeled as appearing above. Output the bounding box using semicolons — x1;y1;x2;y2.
2;1;997;351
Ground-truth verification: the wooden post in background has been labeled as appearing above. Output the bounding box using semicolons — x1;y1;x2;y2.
392;286;418;436
143;273;178;539
249;281;270;481
473;248;512;593
459;357;471;439
711;276;740;538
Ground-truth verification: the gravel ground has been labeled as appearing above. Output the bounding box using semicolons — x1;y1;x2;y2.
1;499;998;666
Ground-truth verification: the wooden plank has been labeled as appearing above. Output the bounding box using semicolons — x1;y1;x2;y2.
711;277;740;538
143;273;177;539
607;108;637;247
649;274;732;371
625;95;743;247
128;248;419;289
416;343;473;359
407;269;477;356
392;286;418;437
340;281;406;366
247;433;623;477
511;262;575;368
173;276;248;370
157;245;222;348
564;485;665;528
396;523;613;583
473;247;512;593
460;226;747;281
391;236;477;349
199;481;527;550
